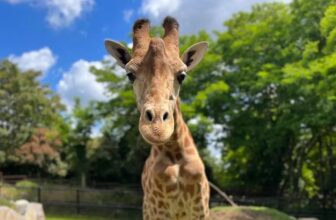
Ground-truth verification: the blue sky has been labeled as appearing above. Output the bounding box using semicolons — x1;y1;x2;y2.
0;1;140;89
0;0;290;111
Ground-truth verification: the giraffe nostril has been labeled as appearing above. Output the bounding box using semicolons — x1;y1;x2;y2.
163;112;169;121
146;110;153;122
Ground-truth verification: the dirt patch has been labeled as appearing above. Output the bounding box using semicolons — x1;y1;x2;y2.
211;209;273;220
210;206;293;220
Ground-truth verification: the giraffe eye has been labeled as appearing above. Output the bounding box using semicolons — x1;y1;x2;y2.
177;71;187;84
126;72;136;83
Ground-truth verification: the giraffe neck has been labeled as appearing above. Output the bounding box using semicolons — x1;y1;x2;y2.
151;99;197;157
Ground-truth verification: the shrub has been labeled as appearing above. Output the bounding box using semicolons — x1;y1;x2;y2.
0;197;14;208
15;180;38;201
15;180;38;188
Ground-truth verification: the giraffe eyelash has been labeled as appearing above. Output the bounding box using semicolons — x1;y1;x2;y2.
177;71;187;84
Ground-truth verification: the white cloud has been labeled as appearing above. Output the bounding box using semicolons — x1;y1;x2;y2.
127;42;133;49
57;59;109;111
141;0;180;18
8;47;57;76
140;0;292;34
123;9;134;22
45;0;94;28
3;0;94;28
58;56;123;137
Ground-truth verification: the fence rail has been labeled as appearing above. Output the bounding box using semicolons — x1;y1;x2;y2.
0;173;27;184
0;184;143;213
1;183;336;219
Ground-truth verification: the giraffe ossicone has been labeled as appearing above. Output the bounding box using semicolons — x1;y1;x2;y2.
105;16;210;220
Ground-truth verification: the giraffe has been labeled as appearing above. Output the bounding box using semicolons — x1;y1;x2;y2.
104;16;210;220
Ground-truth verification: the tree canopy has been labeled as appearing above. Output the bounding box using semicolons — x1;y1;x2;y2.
0;61;67;176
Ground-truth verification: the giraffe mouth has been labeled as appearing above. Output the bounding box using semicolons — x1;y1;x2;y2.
139;120;174;145
141;134;170;145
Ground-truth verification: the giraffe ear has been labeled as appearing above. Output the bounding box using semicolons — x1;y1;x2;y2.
104;39;131;68
181;42;208;71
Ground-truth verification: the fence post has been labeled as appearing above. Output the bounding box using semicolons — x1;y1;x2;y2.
76;189;80;214
37;187;41;203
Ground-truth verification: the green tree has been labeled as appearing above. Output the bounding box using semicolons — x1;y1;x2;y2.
67;99;97;187
15;128;68;176
89;61;149;183
198;0;336;207
0;60;67;175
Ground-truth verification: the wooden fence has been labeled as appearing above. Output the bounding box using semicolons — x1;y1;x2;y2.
1;183;336;219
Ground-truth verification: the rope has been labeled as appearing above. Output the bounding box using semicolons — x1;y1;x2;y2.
209;181;238;207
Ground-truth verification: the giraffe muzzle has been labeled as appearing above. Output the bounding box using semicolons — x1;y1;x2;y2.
139;106;174;144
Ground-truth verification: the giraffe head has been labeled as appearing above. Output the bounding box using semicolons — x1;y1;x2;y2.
105;17;208;145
